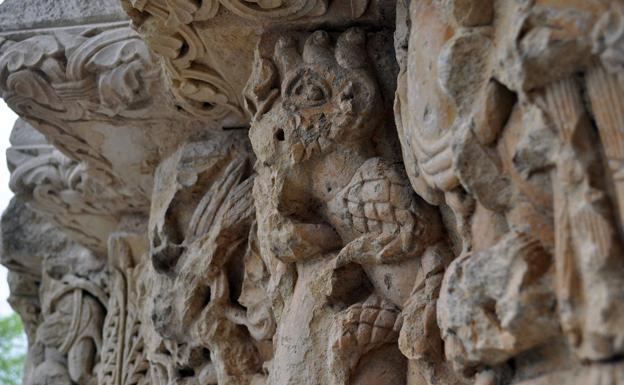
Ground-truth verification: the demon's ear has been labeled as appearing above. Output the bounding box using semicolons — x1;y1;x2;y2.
274;35;303;76
243;48;279;121
335;28;368;70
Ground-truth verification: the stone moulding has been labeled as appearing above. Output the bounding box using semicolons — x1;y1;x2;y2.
124;0;329;24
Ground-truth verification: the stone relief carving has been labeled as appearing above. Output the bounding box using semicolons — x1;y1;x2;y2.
0;198;109;385
144;132;274;385
0;22;205;208
34;274;107;385
395;0;624;383
99;218;150;385
119;0;377;123
120;0;251;123
247;28;451;385
3;0;624;385
7;119;143;255
0;200;47;346
124;0;330;24
0;24;159;190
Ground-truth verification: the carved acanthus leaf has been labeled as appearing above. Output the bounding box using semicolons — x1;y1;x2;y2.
7;120;143;255
100;229;150;385
0;25;161;192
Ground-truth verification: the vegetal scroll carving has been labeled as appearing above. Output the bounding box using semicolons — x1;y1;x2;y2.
7;120;143;255
126;0;330;24
0;26;161;192
5;1;624;385
120;0;372;123
120;0;249;122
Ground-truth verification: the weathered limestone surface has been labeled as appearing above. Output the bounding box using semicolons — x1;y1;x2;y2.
2;1;624;385
0;0;126;32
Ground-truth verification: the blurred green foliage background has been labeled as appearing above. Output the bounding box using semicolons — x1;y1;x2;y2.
0;313;26;385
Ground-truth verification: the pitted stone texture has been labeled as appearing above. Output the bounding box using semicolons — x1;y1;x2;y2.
396;1;624;384
0;0;127;32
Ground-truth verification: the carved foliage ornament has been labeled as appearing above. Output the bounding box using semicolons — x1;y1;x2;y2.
100;231;150;385
121;0;249;122
0;26;160;187
7;121;145;255
120;0;371;122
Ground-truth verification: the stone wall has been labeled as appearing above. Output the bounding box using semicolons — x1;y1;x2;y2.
1;1;624;384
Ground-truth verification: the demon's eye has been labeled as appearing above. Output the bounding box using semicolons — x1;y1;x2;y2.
284;69;331;108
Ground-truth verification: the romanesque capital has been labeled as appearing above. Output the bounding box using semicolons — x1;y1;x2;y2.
2;1;624;385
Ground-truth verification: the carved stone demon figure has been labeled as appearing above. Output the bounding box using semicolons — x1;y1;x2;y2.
247;28;453;385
